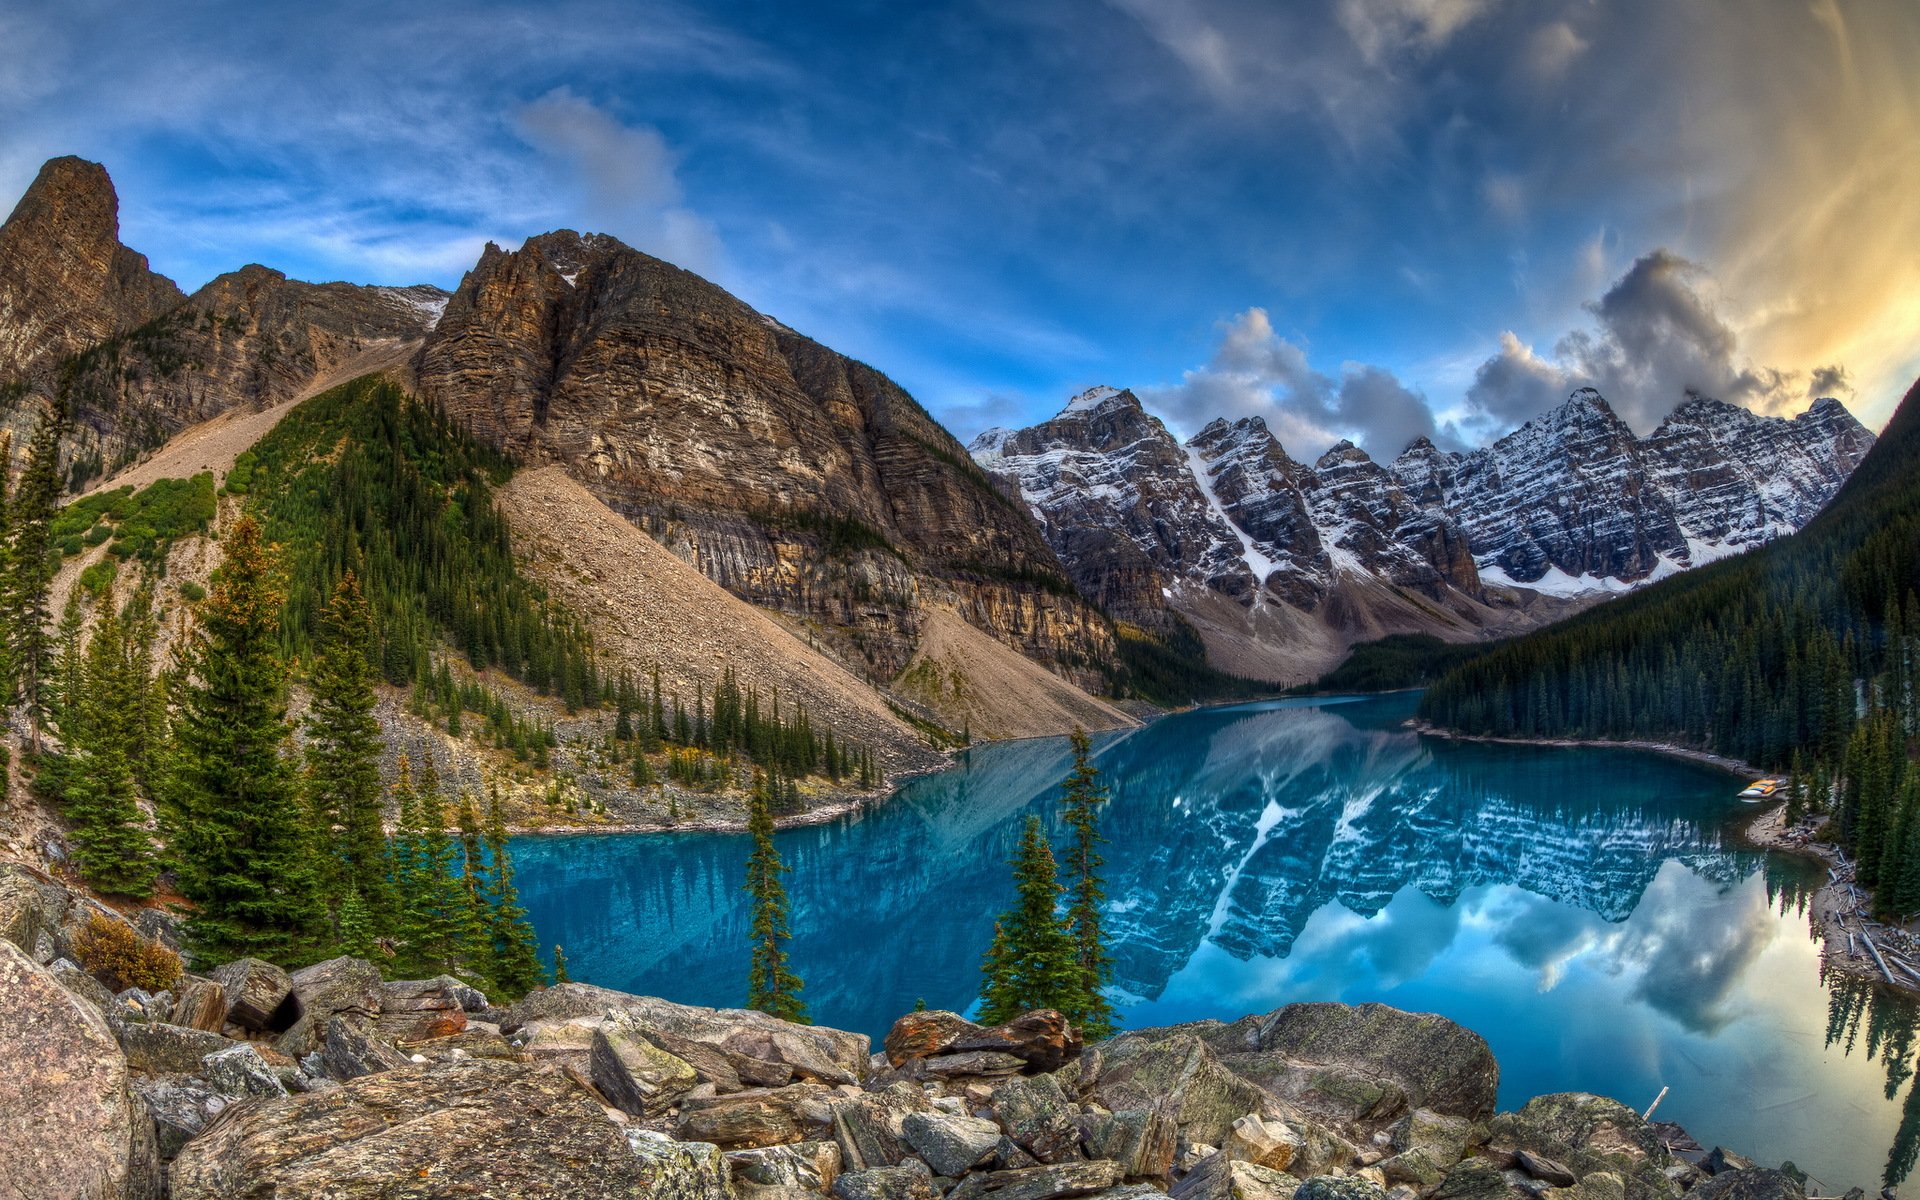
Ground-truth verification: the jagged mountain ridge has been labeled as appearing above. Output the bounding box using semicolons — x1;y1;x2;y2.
972;384;1871;682
0;157;447;484
414;229;1116;688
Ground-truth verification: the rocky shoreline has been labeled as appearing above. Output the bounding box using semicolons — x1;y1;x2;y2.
0;861;1836;1200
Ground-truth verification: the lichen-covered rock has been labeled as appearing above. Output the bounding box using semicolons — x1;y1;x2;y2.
0;937;150;1199
729;1139;843;1193
833;1080;934;1170
318;1014;412;1080
1431;1158;1533;1200
902;1110;1003;1176
884;1009;1082;1073
169;1058;670;1198
200;1043;288;1099
116;1020;234;1075
51;955;117;1012
680;1084;837;1148
168;975;227;1033
1688;1169;1804;1200
990;1072;1083;1164
505;984;870;1086
592;1008;699;1116
946;1160;1124;1200
1488;1094;1677;1200
375;977;468;1042
1295;1173;1389;1200
833;1159;939;1200
1077;1104;1177;1180
1091;1032;1274;1146
1392;1109;1476;1166
626;1131;738;1200
1207;1003;1499;1124
207;958;295;1033
133;1078;231;1160
1170;1150;1301;1200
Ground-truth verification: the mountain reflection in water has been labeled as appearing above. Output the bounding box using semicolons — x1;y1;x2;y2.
513;693;1920;1192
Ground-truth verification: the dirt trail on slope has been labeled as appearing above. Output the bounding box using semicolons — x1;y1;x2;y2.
894;607;1136;740
495;465;942;774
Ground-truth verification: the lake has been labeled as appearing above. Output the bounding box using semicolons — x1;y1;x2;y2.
513;692;1920;1192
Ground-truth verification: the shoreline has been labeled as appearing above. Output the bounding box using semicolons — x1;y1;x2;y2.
1406;719;1770;778
1411;719;1920;1001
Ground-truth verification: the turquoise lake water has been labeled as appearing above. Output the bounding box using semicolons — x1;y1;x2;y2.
512;692;1920;1192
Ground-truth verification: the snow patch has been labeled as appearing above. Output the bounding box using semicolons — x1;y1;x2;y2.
1062;385;1122;415
1184;442;1278;589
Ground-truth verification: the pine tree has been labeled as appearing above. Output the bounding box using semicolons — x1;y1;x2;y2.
6;402;68;746
397;752;468;977
482;785;545;996
166;516;326;965
1058;729;1116;1037
304;571;391;931
978;815;1078;1025
553;944;570;983
62;592;159;896
745;770;807;1022
454;790;496;981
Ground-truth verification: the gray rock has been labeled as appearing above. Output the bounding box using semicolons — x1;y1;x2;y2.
1378;1149;1448;1189
1516;1150;1577;1187
680;1084;837;1148
946;1160;1125;1200
319;1014;412;1080
592;1009;699;1117
902;1110;1003;1176
115;986;173;1025
833;1159;938;1200
920;1050;1029;1079
1295;1174;1388;1200
1690;1170;1804;1200
376;977;469;1042
0;862;67;961
133;908;183;952
167;974;227;1033
644;1024;749;1092
117;1021;234;1075
0;937;152;1199
1487;1094;1676;1200
133;1077;230;1160
1089;1033;1271;1146
1431;1159;1533;1200
728;1140;843;1192
504;983;870;1085
1077;1105;1176;1180
201;1043;288;1099
170;1058;694;1198
1701;1149;1756;1177
1390;1109;1475;1167
1223;1112;1304;1172
208;957;295;1032
833;1080;934;1170
1170;1151;1301;1200
50;955;116;1012
433;974;489;1012
991;1072;1083;1164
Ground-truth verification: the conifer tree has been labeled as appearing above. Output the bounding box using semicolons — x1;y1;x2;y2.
166;516;326;965
1058;729;1116;1037
745;770;807;1022
397;752;468;977
6;403;68;745
553;944;570;983
62;592;158;896
454;790;495;977
978;815;1078;1025
304;571;390;929
483;785;544;996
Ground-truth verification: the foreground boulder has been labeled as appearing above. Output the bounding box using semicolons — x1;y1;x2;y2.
884;1009;1082;1074
0;938;154;1199
505;982;871;1085
208;958;296;1033
170;1057;723;1198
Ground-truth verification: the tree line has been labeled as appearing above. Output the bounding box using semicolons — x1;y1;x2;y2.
1422;378;1920;917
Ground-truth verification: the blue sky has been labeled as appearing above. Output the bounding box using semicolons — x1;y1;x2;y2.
4;0;1916;457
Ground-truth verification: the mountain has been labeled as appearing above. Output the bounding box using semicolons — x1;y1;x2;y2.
413;230;1115;690
1421;373;1920;770
0;158;447;486
973;385;1872;683
1423;386;1875;591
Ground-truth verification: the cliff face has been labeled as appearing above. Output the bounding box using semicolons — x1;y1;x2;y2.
0;157;183;387
416;231;1113;684
0;159;447;484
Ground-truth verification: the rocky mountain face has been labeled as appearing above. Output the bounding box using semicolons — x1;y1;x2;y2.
974;386;1872;681
415;231;1113;685
0;158;446;484
1422;388;1875;590
0;859;1790;1200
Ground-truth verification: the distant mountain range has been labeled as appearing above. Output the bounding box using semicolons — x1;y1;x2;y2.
971;384;1872;683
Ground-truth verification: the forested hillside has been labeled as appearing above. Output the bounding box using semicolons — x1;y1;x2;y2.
1422;377;1920;909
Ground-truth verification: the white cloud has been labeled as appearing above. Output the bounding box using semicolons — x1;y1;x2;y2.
1524;21;1588;79
1144;308;1445;460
